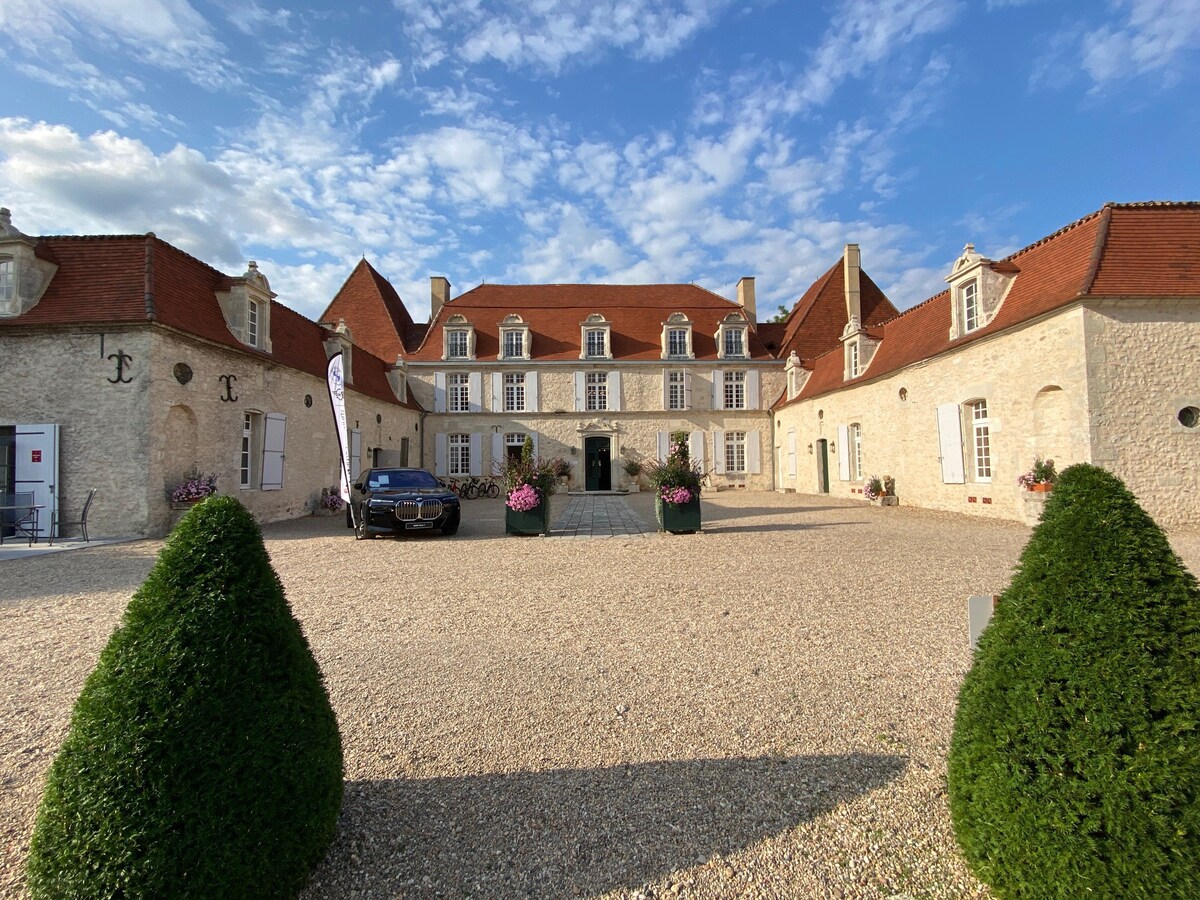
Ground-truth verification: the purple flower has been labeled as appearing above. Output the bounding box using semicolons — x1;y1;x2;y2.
506;483;541;512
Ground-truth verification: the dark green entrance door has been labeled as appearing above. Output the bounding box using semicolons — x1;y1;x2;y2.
584;436;611;491
816;439;830;493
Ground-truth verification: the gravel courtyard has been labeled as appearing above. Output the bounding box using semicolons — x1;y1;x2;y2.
3;491;1198;899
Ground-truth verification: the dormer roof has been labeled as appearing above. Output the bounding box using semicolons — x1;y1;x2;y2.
321;258;423;363
775;258;898;362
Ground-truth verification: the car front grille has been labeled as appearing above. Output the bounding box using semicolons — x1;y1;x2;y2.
393;499;444;522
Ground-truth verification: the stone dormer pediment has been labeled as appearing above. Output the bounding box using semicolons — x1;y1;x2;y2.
216;260;276;352
0;208;58;318
322;319;354;384
945;243;1015;340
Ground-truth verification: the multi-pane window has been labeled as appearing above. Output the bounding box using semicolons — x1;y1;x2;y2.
247;300;259;347
586;372;607;411
504;432;526;464
725;431;747;473
586;329;607;357
970;400;992;480
723;327;746;358
0;258;13;302
240;412;262;488
848;340;859;377
962;281;980;333
504;372;525;412
448;434;470;476
448;373;470;413
668;328;688;357
503;330;524;358
723;371;746;410
667;371;686;410
447;330;468;359
849;423;862;480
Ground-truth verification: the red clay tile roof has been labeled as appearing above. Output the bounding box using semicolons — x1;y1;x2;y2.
1;234;418;410
776;259;899;362
408;283;773;362
778;202;1200;408
320;259;423;363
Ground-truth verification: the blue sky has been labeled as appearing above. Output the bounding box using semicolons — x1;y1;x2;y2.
2;0;1198;322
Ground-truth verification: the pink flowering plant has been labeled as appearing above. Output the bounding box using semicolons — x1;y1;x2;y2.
170;471;217;502
646;433;705;505
506;483;541;512
500;436;558;512
1017;456;1057;488
319;487;344;511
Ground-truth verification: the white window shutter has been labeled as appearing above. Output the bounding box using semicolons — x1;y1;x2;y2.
746;370;760;410
787;429;797;477
491;433;503;473
662;372;670;410
657;431;669;461
747;430;762;474
435;433;448;476
937;403;966;484
349;428;362;480
608;371;622;411
712;369;723;410
468;372;482;412
491;372;502;411
713;429;726;474
690;430;705;471
574;371;585;411
684;371;692;410
838;424;851;481
261;413;286;490
527;371;538;412
469;433;482;476
434;372;447;413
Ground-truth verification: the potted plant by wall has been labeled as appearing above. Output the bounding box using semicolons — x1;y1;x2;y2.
646;434;705;533
622;457;643;492
863;474;898;506
316;486;344;516
1017;457;1057;492
169;471;217;508
552;457;571;491
502;437;557;535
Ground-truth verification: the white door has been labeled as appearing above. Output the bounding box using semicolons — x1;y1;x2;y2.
936;403;966;484
15;424;59;539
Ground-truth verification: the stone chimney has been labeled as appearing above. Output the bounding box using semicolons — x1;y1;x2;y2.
843;244;861;326
430;276;451;322
736;276;756;328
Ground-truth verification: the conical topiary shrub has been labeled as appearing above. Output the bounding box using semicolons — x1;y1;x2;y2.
26;495;343;899
948;464;1200;898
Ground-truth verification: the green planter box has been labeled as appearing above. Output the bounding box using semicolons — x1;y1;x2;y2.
655;494;701;534
505;499;551;535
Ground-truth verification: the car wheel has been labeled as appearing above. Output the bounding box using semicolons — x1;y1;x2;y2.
441;514;460;536
354;508;373;540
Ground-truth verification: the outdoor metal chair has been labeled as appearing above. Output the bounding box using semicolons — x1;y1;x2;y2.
0;492;38;547
52;488;97;545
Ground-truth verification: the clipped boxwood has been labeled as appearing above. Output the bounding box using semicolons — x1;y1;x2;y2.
27;495;343;899
948;464;1200;898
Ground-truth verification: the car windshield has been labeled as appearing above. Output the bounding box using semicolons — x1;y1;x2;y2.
365;470;439;490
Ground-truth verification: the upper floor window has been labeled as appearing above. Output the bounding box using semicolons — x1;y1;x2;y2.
247;300;260;348
499;313;530;360
723;371;746;410
668;329;688;356
667;371;687;410
716;313;749;360
724;431;747;473
662;313;694;359
503;330;524;359
724;328;745;358
447;330;469;359
586;371;607;411
504;372;525;412
962;280;980;333
0;257;13;303
580;313;612;360
448;373;470;413
847;340;859;378
969;400;992;481
849;422;863;481
586;329;607;357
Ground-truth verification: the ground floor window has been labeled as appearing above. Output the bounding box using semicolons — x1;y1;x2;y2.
505;432;527;464
849;422;862;480
240;412;262;488
725;430;746;473
449;433;471;476
969;400;992;481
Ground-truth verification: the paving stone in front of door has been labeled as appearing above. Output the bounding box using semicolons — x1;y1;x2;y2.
549;495;650;539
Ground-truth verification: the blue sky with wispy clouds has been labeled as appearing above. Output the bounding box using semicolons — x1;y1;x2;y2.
2;0;1198;321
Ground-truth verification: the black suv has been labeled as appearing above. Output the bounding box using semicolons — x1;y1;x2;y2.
346;468;461;539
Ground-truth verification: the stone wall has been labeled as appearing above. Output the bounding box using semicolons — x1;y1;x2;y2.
773;308;1093;521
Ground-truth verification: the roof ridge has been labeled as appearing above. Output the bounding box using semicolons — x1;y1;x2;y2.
1080;204;1114;296
143;234;157;321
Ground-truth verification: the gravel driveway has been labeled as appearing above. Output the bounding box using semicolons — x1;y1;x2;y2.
3;491;1198;899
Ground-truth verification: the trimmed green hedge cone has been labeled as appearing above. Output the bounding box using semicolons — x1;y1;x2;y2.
27;495;343;899
948;464;1200;899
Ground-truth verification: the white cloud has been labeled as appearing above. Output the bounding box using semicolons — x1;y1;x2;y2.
1081;0;1200;86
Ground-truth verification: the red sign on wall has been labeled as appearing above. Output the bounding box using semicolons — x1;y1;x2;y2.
31;450;42;463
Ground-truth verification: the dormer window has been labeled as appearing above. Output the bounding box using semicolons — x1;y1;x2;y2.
444;314;475;360
498;313;531;360
661;312;694;359
847;339;859;378
247;299;260;348
961;280;980;333
946;243;1014;341
0;257;13;304
715;313;749;360
580;313;612;360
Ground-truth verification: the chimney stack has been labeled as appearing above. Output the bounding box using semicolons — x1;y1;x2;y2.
736;276;757;328
430;276;451;322
843;244;861;326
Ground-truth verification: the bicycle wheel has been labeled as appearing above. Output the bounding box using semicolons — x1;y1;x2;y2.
487;481;500;498
464;481;479;500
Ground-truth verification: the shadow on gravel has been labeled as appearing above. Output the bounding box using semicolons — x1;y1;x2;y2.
703;520;866;534
303;752;906;898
